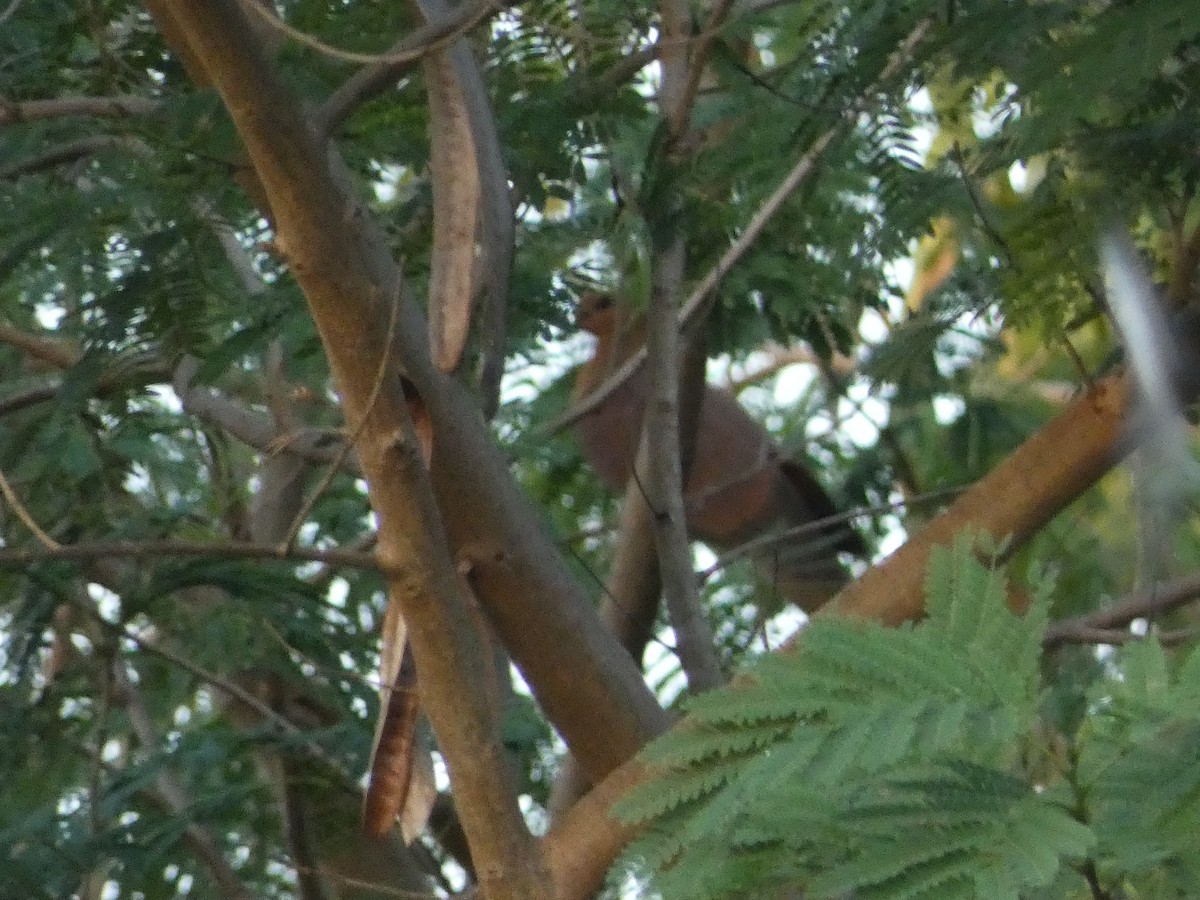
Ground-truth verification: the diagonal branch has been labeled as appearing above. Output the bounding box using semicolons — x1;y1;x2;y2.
238;0;504;68
811;372;1134;632
0;136;141;180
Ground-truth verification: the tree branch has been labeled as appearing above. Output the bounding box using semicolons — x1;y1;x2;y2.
141;2;663;893
699;487;964;580
547;487;666;819
678;0;735;133
809;373;1134;631
0;135;139;180
0;536;378;570
0;351;167;417
237;0;505;68
642;243;724;691
0;95;158;124
1044;569;1200;649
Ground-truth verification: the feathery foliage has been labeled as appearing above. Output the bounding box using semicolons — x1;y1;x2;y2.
615;534;1200;899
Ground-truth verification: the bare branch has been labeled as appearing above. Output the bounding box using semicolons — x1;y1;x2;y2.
0;135;139;180
0;95;158;124
1045;625;1200;647
0;351;167;417
806;373;1134;632
174;357;359;471
642;245;724;691
543;758;649;900
0;536;378;571
0;0;26;27
574;45;659;101
0;322;82;368
280;285;401;549
547;487;665;819
1044;570;1200;649
678;0;735;133
658;0;692;137
543;361;1160;900
700;488;965;580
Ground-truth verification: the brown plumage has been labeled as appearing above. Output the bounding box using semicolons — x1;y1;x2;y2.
573;293;864;612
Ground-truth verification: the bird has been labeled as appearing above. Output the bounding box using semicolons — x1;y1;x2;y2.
572;292;865;613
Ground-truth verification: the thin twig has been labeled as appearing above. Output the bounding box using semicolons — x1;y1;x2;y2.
0;466;62;549
0;352;168;418
950;143;1015;268
1045;625;1199;647
261;619;386;691
0;135;137;180
1043;570;1200;649
244;0;503;67
291;864;437;899
699;486;963;580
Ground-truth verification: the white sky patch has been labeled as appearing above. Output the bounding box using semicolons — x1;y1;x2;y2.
643;629;687;706
103;737;124;763
759;606;807;651
152;383;183;414
327;576;349;608
35;301;65;329
933;394;967;424
88;581;122;623
875;517;909;557
1008;160;1028;192
858;304;894;344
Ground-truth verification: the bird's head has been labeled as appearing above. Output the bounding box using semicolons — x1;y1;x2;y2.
574;291;617;336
